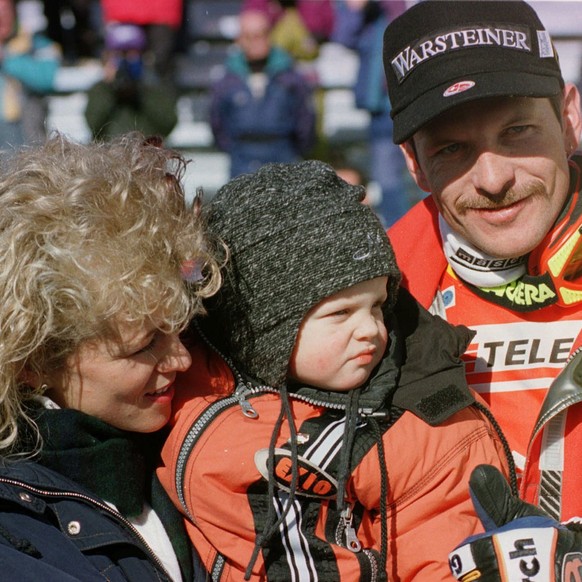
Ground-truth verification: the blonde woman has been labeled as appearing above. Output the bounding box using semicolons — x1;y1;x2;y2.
0;133;219;581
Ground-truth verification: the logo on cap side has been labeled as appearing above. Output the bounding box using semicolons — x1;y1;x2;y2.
537;30;554;58
443;81;475;97
391;24;533;83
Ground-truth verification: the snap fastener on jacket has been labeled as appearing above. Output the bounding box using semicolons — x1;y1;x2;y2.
18;491;32;502
67;521;81;535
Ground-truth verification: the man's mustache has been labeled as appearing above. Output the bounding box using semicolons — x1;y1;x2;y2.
456;181;547;213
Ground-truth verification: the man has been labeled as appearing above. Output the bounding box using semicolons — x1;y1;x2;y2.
382;2;582;578
209;9;316;178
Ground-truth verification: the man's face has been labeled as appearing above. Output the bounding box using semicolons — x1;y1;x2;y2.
238;12;271;62
403;90;581;258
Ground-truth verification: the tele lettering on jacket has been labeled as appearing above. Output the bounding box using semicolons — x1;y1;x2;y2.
459;321;582;394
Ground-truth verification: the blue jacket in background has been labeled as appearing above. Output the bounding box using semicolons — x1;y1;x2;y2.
210;46;316;178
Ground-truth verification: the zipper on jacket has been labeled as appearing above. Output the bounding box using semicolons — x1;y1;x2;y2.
335;514;379;582
528;346;582;447
0;476;171;581
522;347;582;500
174;385;254;520
362;549;379;582
338;505;362;553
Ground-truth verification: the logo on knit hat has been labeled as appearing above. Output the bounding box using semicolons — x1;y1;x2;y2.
353;232;385;261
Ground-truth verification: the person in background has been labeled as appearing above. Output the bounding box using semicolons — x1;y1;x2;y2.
0;0;61;151
42;0;100;63
383;1;582;578
85;23;178;141
241;0;335;46
333;0;412;227
209;9;316;178
330;151;375;207
9;0;62;144
268;0;319;63
100;0;182;82
0;132;220;581
0;0;24;149
158;160;513;581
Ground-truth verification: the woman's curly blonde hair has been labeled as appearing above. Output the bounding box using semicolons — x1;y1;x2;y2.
0;132;221;454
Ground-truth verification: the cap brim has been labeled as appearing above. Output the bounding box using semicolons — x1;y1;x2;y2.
392;71;563;144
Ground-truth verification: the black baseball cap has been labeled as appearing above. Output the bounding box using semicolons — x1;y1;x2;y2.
383;0;564;144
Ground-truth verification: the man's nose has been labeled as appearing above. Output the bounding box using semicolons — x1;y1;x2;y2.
470;150;516;198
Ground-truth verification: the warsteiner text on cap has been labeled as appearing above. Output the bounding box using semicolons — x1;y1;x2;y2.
383;0;564;144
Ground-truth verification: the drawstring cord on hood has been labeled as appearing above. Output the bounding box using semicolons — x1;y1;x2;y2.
244;383;300;580
335;388;389;574
369;416;389;574
473;400;518;496
336;388;361;513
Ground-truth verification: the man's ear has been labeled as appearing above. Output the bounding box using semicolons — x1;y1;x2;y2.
562;83;582;155
400;141;431;192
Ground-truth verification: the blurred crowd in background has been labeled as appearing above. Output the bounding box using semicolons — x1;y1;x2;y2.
1;0;582;225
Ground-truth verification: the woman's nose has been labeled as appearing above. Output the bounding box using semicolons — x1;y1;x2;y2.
156;334;192;372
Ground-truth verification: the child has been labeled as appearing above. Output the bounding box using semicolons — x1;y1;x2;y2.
158;160;514;581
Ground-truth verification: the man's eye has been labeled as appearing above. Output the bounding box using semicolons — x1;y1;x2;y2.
438;143;461;155
506;125;529;135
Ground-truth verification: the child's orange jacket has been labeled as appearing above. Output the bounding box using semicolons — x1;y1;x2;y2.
158;289;512;581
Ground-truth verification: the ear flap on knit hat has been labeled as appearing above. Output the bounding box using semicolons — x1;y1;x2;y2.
203;160;401;387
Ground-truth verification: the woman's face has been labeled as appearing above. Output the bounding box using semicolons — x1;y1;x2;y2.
46;321;192;433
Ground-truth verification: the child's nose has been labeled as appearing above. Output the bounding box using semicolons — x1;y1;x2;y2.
354;312;382;339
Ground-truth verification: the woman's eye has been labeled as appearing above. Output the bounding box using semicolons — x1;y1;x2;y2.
133;335;158;356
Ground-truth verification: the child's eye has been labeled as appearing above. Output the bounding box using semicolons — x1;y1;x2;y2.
329;309;348;317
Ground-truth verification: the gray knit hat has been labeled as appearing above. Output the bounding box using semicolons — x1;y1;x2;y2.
204;160;401;388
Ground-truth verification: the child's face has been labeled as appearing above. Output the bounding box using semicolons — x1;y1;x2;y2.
288;277;389;392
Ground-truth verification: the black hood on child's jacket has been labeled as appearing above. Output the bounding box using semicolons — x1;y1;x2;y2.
294;286;475;425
